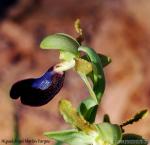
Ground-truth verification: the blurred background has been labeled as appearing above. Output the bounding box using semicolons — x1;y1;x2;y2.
0;0;150;144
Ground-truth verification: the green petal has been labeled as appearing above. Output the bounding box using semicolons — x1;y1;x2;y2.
96;123;122;145
40;33;80;55
119;134;148;145
44;130;94;145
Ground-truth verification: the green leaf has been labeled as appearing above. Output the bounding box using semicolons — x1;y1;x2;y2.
44;130;94;145
119;134;148;145
40;33;80;55
120;109;148;128
82;53;111;68
96;123;122;145
59;99;96;133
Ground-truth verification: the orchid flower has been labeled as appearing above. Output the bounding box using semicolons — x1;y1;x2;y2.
10;20;148;145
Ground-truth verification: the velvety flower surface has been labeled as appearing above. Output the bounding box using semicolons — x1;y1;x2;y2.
10;66;65;106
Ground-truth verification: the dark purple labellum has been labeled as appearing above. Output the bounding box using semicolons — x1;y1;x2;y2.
10;66;65;106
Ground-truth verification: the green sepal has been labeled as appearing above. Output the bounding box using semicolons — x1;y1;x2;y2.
40;33;80;55
82;53;111;68
44;130;94;145
78;46;105;123
96;123;122;145
78;46;105;102
119;134;148;145
78;52;111;123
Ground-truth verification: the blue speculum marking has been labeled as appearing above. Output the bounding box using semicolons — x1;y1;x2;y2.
32;71;53;90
